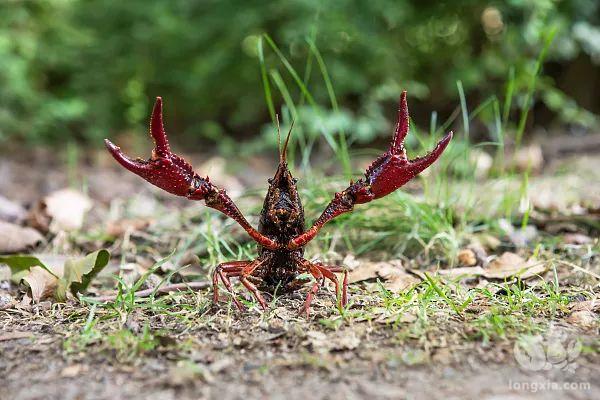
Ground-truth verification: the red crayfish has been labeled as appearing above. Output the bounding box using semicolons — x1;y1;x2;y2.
105;91;452;314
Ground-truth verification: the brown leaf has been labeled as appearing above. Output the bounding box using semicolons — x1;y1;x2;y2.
436;252;547;281
569;299;599;312
349;260;420;292
567;311;597;328
484;252;547;279
0;221;45;253
28;189;92;233
22;266;58;302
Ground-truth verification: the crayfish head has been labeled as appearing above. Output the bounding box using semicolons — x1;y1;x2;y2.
260;161;305;237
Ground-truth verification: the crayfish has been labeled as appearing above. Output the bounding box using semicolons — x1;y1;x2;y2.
105;91;452;315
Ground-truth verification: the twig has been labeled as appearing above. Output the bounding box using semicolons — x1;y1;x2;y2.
90;281;211;303
558;260;600;281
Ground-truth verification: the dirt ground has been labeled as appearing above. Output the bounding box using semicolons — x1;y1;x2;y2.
1;142;599;400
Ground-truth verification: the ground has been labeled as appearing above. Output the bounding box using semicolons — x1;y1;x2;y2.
1;139;599;400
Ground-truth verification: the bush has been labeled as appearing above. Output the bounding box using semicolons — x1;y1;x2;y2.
0;0;598;146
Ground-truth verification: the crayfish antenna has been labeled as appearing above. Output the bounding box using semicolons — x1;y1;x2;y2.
280;118;295;163
275;114;282;162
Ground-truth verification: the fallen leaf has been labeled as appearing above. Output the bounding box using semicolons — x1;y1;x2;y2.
567;311;596;328
378;263;420;292
60;249;110;300
569;299;599;312
23;266;58;302
436;253;546;281
0;221;45;253
0;250;110;302
484;252;547;279
347;262;379;283
28;189;92;233
349;260;420;293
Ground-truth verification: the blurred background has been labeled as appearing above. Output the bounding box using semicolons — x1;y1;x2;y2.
0;0;599;158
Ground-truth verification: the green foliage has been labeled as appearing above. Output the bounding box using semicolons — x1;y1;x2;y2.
0;0;598;145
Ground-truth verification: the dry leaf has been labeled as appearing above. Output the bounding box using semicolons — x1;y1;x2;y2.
0;221;45;253
45;189;92;232
436;252;546;281
347;262;379;283
484;252;547;279
22;266;58;302
569;299;599;312
28;189;92;233
1;250;110;302
567;311;597;328
378;263;420;292
349;260;420;292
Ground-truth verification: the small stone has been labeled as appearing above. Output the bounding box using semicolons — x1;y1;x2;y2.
458;249;477;266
